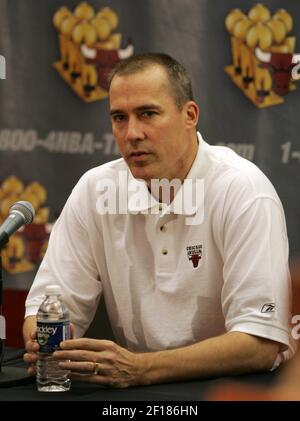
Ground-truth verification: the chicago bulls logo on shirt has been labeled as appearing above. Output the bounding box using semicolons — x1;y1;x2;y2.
186;244;202;268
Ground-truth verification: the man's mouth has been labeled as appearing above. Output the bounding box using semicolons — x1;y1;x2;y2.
129;151;151;158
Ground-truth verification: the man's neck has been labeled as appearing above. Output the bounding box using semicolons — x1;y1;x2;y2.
148;132;199;204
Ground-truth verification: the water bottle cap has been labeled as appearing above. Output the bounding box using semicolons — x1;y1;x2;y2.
45;285;62;295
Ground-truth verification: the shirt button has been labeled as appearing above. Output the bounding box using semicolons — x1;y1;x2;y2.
159;203;163;211
160;225;166;232
162;248;168;255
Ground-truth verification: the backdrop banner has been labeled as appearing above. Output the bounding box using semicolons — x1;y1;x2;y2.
0;1;299;291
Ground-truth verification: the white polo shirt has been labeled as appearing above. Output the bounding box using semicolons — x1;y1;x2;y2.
25;132;296;365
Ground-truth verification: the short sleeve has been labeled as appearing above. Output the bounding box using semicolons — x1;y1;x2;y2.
221;195;296;361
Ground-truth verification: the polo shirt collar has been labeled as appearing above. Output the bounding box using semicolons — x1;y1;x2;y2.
127;131;207;215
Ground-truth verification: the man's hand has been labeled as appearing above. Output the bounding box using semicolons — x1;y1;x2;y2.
23;323;75;376
24;330;280;387
23;331;39;376
53;338;145;389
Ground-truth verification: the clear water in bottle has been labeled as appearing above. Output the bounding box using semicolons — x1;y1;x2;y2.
36;285;71;392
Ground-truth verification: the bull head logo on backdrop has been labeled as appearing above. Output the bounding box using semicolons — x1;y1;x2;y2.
53;2;134;102
0;176;50;274
224;4;300;108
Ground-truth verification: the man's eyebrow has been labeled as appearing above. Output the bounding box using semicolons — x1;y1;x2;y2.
110;104;162;116
110;109;123;116
135;104;162;111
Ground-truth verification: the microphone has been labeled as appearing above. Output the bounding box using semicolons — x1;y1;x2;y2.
0;200;35;387
0;201;35;248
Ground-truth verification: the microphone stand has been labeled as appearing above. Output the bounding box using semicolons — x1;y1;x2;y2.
0;237;33;387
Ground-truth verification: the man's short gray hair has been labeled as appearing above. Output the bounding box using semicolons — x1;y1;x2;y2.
108;53;194;110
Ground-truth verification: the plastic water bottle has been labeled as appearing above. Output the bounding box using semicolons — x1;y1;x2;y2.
36;285;71;392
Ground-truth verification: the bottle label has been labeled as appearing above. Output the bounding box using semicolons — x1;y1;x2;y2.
37;321;70;353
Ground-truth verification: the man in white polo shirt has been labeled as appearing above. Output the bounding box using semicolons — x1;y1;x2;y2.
23;53;296;388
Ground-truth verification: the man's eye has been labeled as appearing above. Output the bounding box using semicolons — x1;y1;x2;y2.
141;111;157;117
112;115;126;122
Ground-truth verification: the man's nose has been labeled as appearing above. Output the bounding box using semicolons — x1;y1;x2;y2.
125;117;144;143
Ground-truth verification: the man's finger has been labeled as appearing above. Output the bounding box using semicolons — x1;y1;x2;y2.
60;338;115;351
30;331;37;340
70;323;75;339
27;364;37;376
25;339;39;353
53;349;102;362
58;360;99;374
23;352;39;364
70;372;112;386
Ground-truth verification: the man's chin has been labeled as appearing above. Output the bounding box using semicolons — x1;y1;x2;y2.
130;170;151;182
129;165;153;182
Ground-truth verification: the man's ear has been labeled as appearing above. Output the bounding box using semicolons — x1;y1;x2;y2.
184;101;200;129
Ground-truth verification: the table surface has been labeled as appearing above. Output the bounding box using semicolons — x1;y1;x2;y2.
0;347;282;401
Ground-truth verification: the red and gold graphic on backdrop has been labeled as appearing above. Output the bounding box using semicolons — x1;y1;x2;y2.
53;2;134;102
0;176;50;274
225;4;300;108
